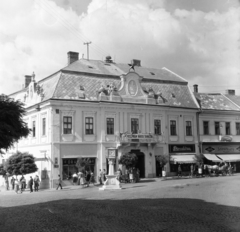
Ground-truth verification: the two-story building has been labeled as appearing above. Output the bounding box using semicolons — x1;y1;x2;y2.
194;86;240;172
3;52;200;188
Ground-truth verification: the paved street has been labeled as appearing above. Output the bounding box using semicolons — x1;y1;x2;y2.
0;175;240;232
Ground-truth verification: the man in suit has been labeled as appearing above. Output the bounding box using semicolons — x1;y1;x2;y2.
56;174;62;190
29;176;33;193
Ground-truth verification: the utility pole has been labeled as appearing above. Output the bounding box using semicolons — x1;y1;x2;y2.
84;41;92;60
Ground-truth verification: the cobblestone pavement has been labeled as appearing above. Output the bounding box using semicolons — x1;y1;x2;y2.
0;175;240;232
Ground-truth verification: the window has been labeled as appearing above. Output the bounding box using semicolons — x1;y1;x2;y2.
186;121;192;136
32;121;36;137
226;122;231;135
131;118;139;134
63;116;72;134
236;122;240;135
85;117;93;135
203;121;209;135
106;118;114;135
170;120;177;136
154;119;161;135
215;122;220;135
42;118;46;136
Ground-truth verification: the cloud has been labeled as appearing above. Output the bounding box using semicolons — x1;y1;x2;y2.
0;0;239;95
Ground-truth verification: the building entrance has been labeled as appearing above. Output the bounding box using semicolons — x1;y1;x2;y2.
130;149;145;178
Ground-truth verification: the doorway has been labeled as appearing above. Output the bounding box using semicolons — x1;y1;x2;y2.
130;149;145;178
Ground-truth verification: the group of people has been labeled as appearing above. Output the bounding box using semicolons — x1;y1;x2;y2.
72;170;95;187
4;175;40;193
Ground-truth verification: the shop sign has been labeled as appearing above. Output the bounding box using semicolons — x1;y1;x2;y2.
62;158;96;165
169;144;195;153
203;144;240;154
221;136;232;142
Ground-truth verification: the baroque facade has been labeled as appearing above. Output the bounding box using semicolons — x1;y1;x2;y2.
2;52;200;188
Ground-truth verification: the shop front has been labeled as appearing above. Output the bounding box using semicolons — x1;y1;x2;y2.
202;142;240;173
62;158;96;180
169;144;197;174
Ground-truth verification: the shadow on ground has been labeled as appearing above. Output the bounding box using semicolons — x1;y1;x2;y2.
0;198;240;232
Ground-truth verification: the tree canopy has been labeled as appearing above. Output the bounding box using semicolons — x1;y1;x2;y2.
5;151;38;176
75;157;91;172
156;154;172;168
194;154;204;166
119;152;138;170
0;94;31;154
0;163;7;176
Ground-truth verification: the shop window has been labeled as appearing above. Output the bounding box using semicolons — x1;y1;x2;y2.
63;116;72;134
42;118;46;136
154;119;161;135
215;122;220;135
32;121;36;137
85;117;94;135
131;118;139;134
236;122;240;135
226;122;231;135
203;121;209;135
170;120;177;136
186;121;192;136
106;118;114;135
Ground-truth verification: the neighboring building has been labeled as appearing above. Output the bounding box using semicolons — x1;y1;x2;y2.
1;52;200;188
194;86;240;172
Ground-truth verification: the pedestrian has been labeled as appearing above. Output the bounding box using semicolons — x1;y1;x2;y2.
72;173;78;185
14;178;20;194
34;175;40;192
177;165;182;178
99;169;103;185
56;174;63;190
89;171;95;186
29;176;33;193
85;170;91;187
20;175;26;193
4;174;9;190
10;176;15;190
103;169;107;181
80;171;87;187
190;164;194;178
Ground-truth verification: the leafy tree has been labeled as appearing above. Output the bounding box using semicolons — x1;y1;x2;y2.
194;154;204;166
156;154;171;169
5;151;38;177
0;94;31;154
75;157;91;172
0;163;6;176
119;152;138;170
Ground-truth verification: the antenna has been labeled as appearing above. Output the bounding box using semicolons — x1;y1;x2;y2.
83;41;92;60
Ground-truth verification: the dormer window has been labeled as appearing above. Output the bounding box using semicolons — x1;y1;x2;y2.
150;72;155;75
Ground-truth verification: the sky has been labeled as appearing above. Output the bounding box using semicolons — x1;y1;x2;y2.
0;0;240;95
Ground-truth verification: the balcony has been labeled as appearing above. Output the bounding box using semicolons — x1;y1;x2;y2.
119;133;162;144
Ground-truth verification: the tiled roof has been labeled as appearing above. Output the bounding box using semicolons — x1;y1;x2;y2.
194;93;240;111
224;95;240;108
62;59;187;83
53;73;198;108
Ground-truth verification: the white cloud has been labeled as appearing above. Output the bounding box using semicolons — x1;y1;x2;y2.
0;0;239;95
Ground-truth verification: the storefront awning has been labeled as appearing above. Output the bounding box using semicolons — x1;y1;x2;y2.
171;155;196;164
203;154;222;162
216;154;240;162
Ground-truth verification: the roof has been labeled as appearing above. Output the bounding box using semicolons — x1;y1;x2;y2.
62;59;188;83
224;95;240;108
194;93;240;111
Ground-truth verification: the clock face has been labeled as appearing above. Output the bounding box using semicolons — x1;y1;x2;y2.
128;80;137;96
108;149;115;157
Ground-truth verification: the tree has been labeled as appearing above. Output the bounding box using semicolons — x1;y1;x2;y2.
5;151;38;176
0;163;6;176
119;152;138;170
194;154;204;166
156;154;171;169
75;157;91;172
0;94;31;154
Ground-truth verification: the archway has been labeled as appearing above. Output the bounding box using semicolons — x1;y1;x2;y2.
130;149;145;178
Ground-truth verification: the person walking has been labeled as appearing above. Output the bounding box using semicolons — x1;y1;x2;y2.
89;171;95;186
29;176;33;193
20;175;26;193
85;171;91;187
72;173;78;185
190;164;194;178
4;175;9;191
177;165;182;178
99;169;103;185
56;174;63;190
34;175;40;192
103;169;107;181
10;176;15;190
14;178;20;194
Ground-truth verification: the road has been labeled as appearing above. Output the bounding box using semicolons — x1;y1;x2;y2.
0;175;240;232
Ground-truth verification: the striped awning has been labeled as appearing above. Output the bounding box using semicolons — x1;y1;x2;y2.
217;154;240;162
203;154;222;162
171;155;196;164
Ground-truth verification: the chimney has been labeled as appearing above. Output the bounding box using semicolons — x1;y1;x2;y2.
225;89;235;95
25;75;32;88
105;55;113;63
67;51;79;65
193;84;198;93
132;59;141;67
